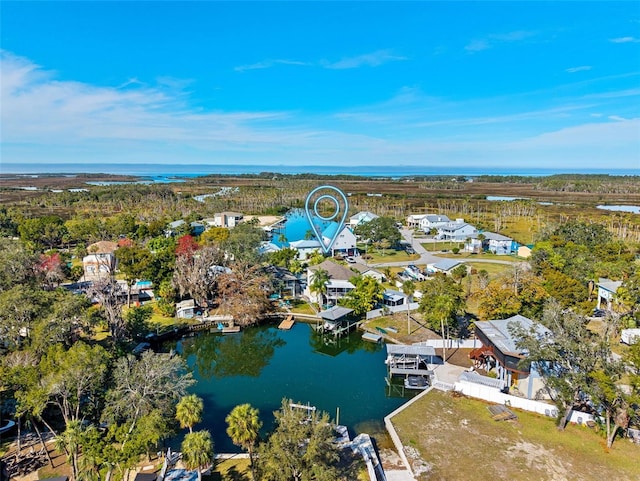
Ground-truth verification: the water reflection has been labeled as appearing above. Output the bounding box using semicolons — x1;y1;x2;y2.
180;328;285;379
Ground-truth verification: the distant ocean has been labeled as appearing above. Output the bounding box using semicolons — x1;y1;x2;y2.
1;163;638;178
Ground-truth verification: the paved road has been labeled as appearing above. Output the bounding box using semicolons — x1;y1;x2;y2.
360;228;518;269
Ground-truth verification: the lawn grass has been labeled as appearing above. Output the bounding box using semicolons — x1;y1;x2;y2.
391;390;640;481
208;458;252;481
466;261;513;277
364;249;420;264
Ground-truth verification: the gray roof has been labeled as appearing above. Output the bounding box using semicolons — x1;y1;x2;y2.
168;219;186;229
482;231;513;241
597;278;623;293
309;260;355;281
387;344;436;357
350;211;379;221
475;315;550;356
425;214;450;222
429;258;463;271
441;221;472;232
290;239;322;249
459;371;506;390
318;306;353;321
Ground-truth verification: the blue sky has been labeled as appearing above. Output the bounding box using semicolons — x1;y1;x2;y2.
1;1;639;172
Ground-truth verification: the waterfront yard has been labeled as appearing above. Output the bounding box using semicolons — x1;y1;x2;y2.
391;390;640;481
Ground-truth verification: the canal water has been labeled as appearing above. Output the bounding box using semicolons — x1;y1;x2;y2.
271;208;333;247
168;323;410;452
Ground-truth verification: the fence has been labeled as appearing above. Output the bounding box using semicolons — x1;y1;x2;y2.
454;380;558;417
413;338;478;349
366;302;420;320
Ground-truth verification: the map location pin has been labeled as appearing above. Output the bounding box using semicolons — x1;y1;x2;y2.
304;185;349;254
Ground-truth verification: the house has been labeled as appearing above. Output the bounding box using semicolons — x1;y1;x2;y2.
596;278;623;311
305;260;356;306
406;214;426;229
321;224;357;257
213;212;244;228
349;211;379;228
349;263;386;282
83;241;118;280
436;219;478;241
264;265;301;298
289;239;322;260
470;314;551;399
419;214;451;233
176;299;196;318
259;241;281;255
382;289;408;307
482;232;515;255
165;219;187;236
426;258;464;275
190;221;206;236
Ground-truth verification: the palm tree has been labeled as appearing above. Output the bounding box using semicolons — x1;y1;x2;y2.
55;420;83;481
226;404;262;478
181;430;214;480
176;394;204;434
310;268;330;307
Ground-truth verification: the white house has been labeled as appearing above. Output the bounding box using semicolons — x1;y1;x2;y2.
305;260;356;306
419;214;451;233
213;212;244;228
482;232;515;255
349;211;379;228
176;299;196;318
83;241;118;280
289;239;322;260
321;224;357;257
437;219;478;241
407;214;426;229
426;258;464;275
349;263;386;282
596;278;623;311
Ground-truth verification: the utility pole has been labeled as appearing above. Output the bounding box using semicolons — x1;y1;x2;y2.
441;318;447;362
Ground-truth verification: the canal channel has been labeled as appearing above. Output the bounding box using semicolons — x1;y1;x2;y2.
165;322;412;452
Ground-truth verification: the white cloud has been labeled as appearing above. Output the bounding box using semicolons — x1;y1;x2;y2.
234;59;310;72
465;31;536;52
323;50;407;69
565;66;592;73
610;36;640;43
1;50;638;170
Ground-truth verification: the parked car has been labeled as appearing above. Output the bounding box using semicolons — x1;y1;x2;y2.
345;256;356;263
592;308;607;318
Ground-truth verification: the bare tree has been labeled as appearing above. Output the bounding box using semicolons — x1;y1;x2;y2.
86;278;126;342
173;245;226;305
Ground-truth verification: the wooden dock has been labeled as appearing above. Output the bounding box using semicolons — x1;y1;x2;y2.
222;326;241;334
278;315;295;330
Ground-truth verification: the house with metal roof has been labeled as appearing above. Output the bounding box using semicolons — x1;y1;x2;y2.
419;214;452;233
349;211;379;227
289;239;322;260
321;224;357;257
596;278;623;311
426;258;464;275
470;315;550;399
305;260;356;306
436;219;478;241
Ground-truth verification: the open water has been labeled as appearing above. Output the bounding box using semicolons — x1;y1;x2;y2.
166;323;410;452
3;162;638;177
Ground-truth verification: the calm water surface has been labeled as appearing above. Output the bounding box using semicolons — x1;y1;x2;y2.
168;323;409;452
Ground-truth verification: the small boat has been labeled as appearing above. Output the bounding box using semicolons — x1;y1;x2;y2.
404;375;429;390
